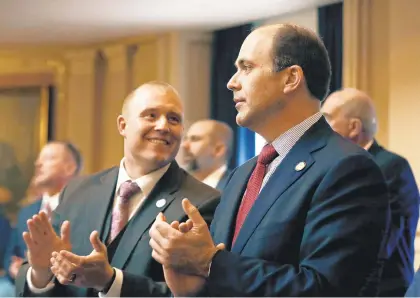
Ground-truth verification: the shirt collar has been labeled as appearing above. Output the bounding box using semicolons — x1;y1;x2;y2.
202;164;228;188
116;159;171;198
363;139;374;151
41;192;60;211
271;112;323;155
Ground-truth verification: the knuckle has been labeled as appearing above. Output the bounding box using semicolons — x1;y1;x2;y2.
162;239;171;251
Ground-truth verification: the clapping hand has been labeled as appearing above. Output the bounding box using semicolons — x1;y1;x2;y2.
50;231;114;292
23;212;71;288
150;199;225;296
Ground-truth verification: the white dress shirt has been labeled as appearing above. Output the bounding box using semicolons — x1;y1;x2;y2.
261;112;322;189
27;159;171;297
202;164;228;189
39;192;60;214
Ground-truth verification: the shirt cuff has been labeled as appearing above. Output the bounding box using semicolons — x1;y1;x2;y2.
98;268;123;298
26;267;55;293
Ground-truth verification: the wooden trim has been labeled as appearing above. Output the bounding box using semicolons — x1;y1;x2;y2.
38;87;50;150
0;73;54;89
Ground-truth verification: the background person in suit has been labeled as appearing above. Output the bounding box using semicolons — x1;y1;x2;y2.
322;88;420;296
181;119;233;191
0;141;82;297
0;142;26;272
15;81;220;297
148;23;391;297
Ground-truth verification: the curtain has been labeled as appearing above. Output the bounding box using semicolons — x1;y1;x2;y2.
318;1;343;94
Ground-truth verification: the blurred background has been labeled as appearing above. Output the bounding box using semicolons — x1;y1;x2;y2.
0;0;419;267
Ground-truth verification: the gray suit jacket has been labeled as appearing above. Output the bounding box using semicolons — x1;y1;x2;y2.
15;162;221;297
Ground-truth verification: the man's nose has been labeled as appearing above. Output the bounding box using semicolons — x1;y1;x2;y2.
155;116;170;131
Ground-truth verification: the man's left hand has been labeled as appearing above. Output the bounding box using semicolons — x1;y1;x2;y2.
50;230;114;291
149;198;221;277
9;256;24;279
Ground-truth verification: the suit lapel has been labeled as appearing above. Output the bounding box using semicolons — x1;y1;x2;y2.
85;168;119;243
231;118;331;253
213;159;256;250
111;162;183;269
33;199;42;213
215;169;231;191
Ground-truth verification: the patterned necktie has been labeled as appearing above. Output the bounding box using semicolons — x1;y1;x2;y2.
232;144;279;245
109;180;140;244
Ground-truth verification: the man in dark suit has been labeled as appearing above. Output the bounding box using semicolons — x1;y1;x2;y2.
15;82;220;297
0;141;82;297
148;23;391;297
322;88;420;296
181;119;233;191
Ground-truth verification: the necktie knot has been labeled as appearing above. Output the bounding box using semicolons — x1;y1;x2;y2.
119;180;140;203
258;144;278;165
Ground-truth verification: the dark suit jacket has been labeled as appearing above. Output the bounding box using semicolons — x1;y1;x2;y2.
15;162;220;297
215;169;231;191
199;118;390;297
3;200;42;281
368;141;420;296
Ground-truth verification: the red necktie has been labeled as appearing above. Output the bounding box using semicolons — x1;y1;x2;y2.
232;144;279;245
108;180;140;244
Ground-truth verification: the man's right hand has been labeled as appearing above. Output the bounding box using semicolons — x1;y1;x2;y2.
22;212;72;288
157;214;224;297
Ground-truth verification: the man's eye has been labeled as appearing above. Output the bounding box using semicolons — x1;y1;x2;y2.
145;113;156;119
168;116;180;124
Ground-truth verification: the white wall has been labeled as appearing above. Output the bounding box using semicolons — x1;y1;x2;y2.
254;8;319;154
259;8;318;32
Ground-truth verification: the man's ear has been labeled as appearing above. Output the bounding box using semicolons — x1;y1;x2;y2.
117;115;127;137
348;118;363;140
213;143;226;159
283;65;303;95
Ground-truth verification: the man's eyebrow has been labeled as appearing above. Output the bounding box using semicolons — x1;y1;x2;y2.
235;58;251;69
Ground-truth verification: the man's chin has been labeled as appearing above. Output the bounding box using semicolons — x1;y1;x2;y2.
236;114;250;128
148;154;174;167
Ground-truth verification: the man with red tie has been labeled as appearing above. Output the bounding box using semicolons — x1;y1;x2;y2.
15;81;220;297
0;141;81;297
148;24;391;296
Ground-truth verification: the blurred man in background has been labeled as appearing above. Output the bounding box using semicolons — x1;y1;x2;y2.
181;119;233;190
0;141;82;297
0;142;26;274
322;88;420;297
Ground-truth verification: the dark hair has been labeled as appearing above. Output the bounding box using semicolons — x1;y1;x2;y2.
52;141;83;175
271;24;331;101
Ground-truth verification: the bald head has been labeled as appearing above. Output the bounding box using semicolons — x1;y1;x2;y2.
195;119;233;158
122;81;183;117
117;81;184;176
322;88;377;146
181;120;233;174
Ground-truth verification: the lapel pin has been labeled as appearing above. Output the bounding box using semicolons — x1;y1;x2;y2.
156;198;166;208
295;161;306;171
